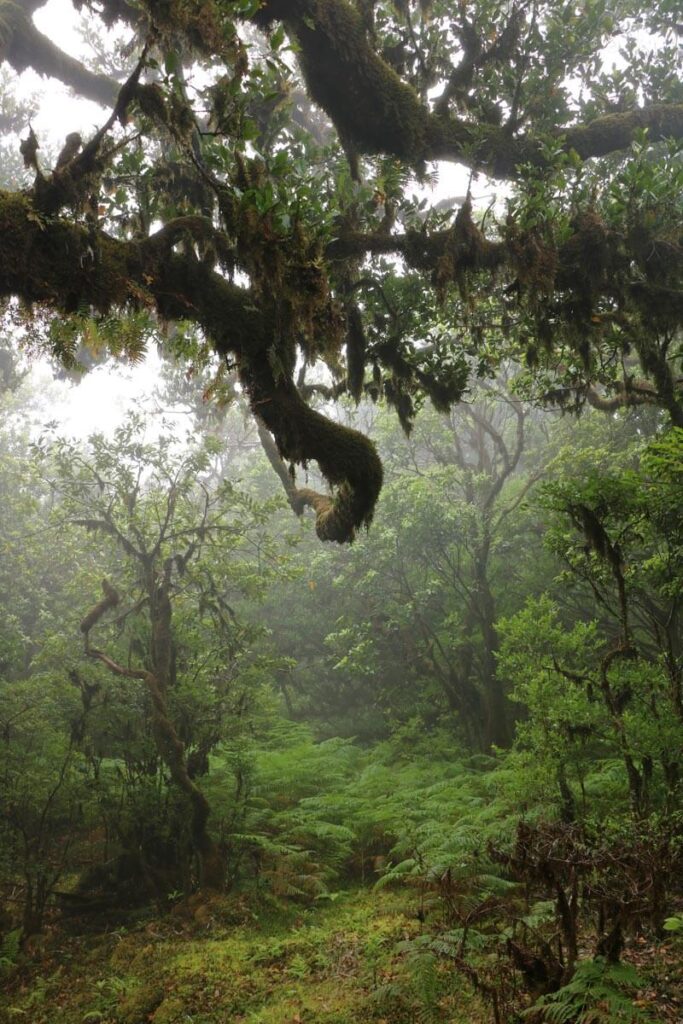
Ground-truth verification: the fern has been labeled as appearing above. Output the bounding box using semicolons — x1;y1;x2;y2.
523;959;654;1024
373;857;419;888
0;928;21;973
408;951;441;1011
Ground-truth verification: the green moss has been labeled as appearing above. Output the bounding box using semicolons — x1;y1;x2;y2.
116;981;165;1024
110;935;144;971
3;890;470;1024
150;996;186;1023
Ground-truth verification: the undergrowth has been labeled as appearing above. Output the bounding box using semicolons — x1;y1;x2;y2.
1;726;680;1023
522;960;653;1023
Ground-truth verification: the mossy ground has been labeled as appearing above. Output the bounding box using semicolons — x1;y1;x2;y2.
0;889;487;1024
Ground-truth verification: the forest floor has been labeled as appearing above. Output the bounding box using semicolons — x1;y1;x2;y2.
0;888;489;1024
2;888;681;1024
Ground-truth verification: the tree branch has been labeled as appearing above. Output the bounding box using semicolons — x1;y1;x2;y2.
0;189;382;542
1;1;119;107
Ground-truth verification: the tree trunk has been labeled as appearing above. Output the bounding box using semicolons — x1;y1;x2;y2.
145;670;224;889
474;555;511;749
147;573;224;888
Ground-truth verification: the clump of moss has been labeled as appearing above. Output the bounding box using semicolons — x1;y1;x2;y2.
110;934;143;972
150;995;185;1023
508;228;559;300
116;980;165;1023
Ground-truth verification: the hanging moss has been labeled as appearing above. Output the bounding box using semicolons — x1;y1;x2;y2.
507;227;559;302
559;210;613;294
240;355;383;542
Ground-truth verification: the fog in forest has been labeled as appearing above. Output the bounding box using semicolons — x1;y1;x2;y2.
0;0;681;1020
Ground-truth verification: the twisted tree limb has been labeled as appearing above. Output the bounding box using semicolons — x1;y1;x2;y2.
0;189;382;541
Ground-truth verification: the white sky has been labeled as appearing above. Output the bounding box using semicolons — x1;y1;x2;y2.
27;354;161;437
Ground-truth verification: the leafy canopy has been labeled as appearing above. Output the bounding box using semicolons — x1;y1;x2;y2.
0;0;681;539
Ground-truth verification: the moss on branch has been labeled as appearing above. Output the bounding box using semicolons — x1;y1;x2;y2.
250;0;683;175
565;106;683;161
253;0;454;163
244;361;383;542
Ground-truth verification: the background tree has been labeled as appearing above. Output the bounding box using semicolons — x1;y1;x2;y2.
34;417;287;891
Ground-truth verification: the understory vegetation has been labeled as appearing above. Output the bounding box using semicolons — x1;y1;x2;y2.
0;364;681;1023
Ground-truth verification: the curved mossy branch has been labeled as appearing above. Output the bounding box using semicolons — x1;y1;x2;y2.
0;190;383;542
245;365;383;542
255;410;381;542
0;1;119;107
144;225;384;541
160;245;384;541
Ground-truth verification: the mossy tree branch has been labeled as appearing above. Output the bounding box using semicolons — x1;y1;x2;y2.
65;0;682;177
1;0;680;538
0;188;382;541
249;0;683;176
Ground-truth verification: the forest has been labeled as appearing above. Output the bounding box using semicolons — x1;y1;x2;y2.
0;0;682;1020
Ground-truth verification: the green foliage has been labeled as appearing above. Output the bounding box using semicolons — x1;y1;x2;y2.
0;928;21;972
0;367;679;1024
523;959;652;1023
